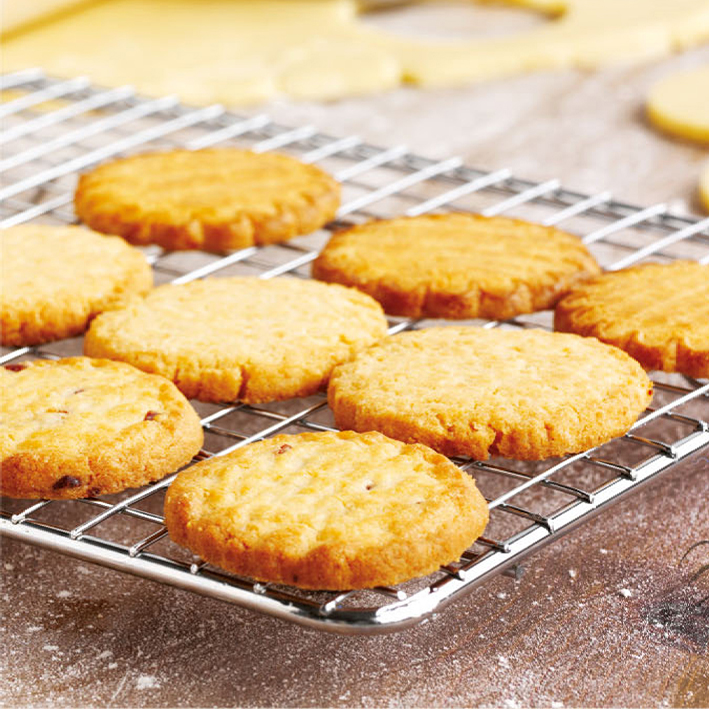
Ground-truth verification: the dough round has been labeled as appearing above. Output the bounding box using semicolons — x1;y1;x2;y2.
647;65;709;145
1;224;152;346
0;357;203;500
312;214;600;319
700;163;709;213
74;148;341;251
555;261;709;377
328;327;653;460
164;430;489;590
84;277;388;404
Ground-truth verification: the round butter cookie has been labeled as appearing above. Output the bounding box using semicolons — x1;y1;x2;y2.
312;214;600;319
555;261;709;378
74;148;341;251
0;357;203;499
84;277;388;403
1;224;152;346
164;430;488;590
328;327;653;460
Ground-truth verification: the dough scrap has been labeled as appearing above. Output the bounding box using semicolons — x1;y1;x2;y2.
3;0;709;104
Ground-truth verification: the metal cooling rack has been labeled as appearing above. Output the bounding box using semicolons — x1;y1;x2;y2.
1;69;708;635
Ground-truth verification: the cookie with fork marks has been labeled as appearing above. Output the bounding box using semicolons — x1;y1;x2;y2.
164;430;489;590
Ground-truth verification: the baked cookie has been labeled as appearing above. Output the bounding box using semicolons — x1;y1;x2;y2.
0;357;203;499
555;261;709;377
312;214;600;319
74;148;341;251
328;327;653;460
84;277;388;403
1;224;152;346
164;430;488;590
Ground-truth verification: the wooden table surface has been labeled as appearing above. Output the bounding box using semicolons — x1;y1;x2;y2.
2;7;709;707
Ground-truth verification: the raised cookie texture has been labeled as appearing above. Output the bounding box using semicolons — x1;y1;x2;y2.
312;214;600;319
555;261;709;377
84;277;388;404
74;148;341;251
164;430;488;590
328;327;653;460
0;357;203;499
1;224;152;346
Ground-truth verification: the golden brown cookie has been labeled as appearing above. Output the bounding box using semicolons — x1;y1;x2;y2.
164;430;488;590
0;357;203;499
1;224;152;346
74;148;341;251
84;277;388;404
554;261;709;377
312;214;600;319
328;327;653;460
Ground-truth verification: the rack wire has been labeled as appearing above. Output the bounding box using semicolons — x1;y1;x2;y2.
1;70;708;635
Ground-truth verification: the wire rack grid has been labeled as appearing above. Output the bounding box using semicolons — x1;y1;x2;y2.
1;69;708;635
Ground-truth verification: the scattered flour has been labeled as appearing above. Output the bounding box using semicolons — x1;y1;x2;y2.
42;645;59;652
618;588;633;598
98;650;113;660
136;675;160;690
56;590;71;599
568;569;577;579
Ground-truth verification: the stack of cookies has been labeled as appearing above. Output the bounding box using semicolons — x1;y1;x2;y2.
2;147;707;591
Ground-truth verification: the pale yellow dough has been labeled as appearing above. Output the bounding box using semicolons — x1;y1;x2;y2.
701;164;709;213
3;0;709;104
647;65;709;145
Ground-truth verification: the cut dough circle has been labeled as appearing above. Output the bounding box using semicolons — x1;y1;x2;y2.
700;164;709;213
647;65;709;145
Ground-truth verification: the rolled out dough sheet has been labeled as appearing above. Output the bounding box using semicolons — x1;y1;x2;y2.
1;0;90;35
647;64;709;145
3;0;709;105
